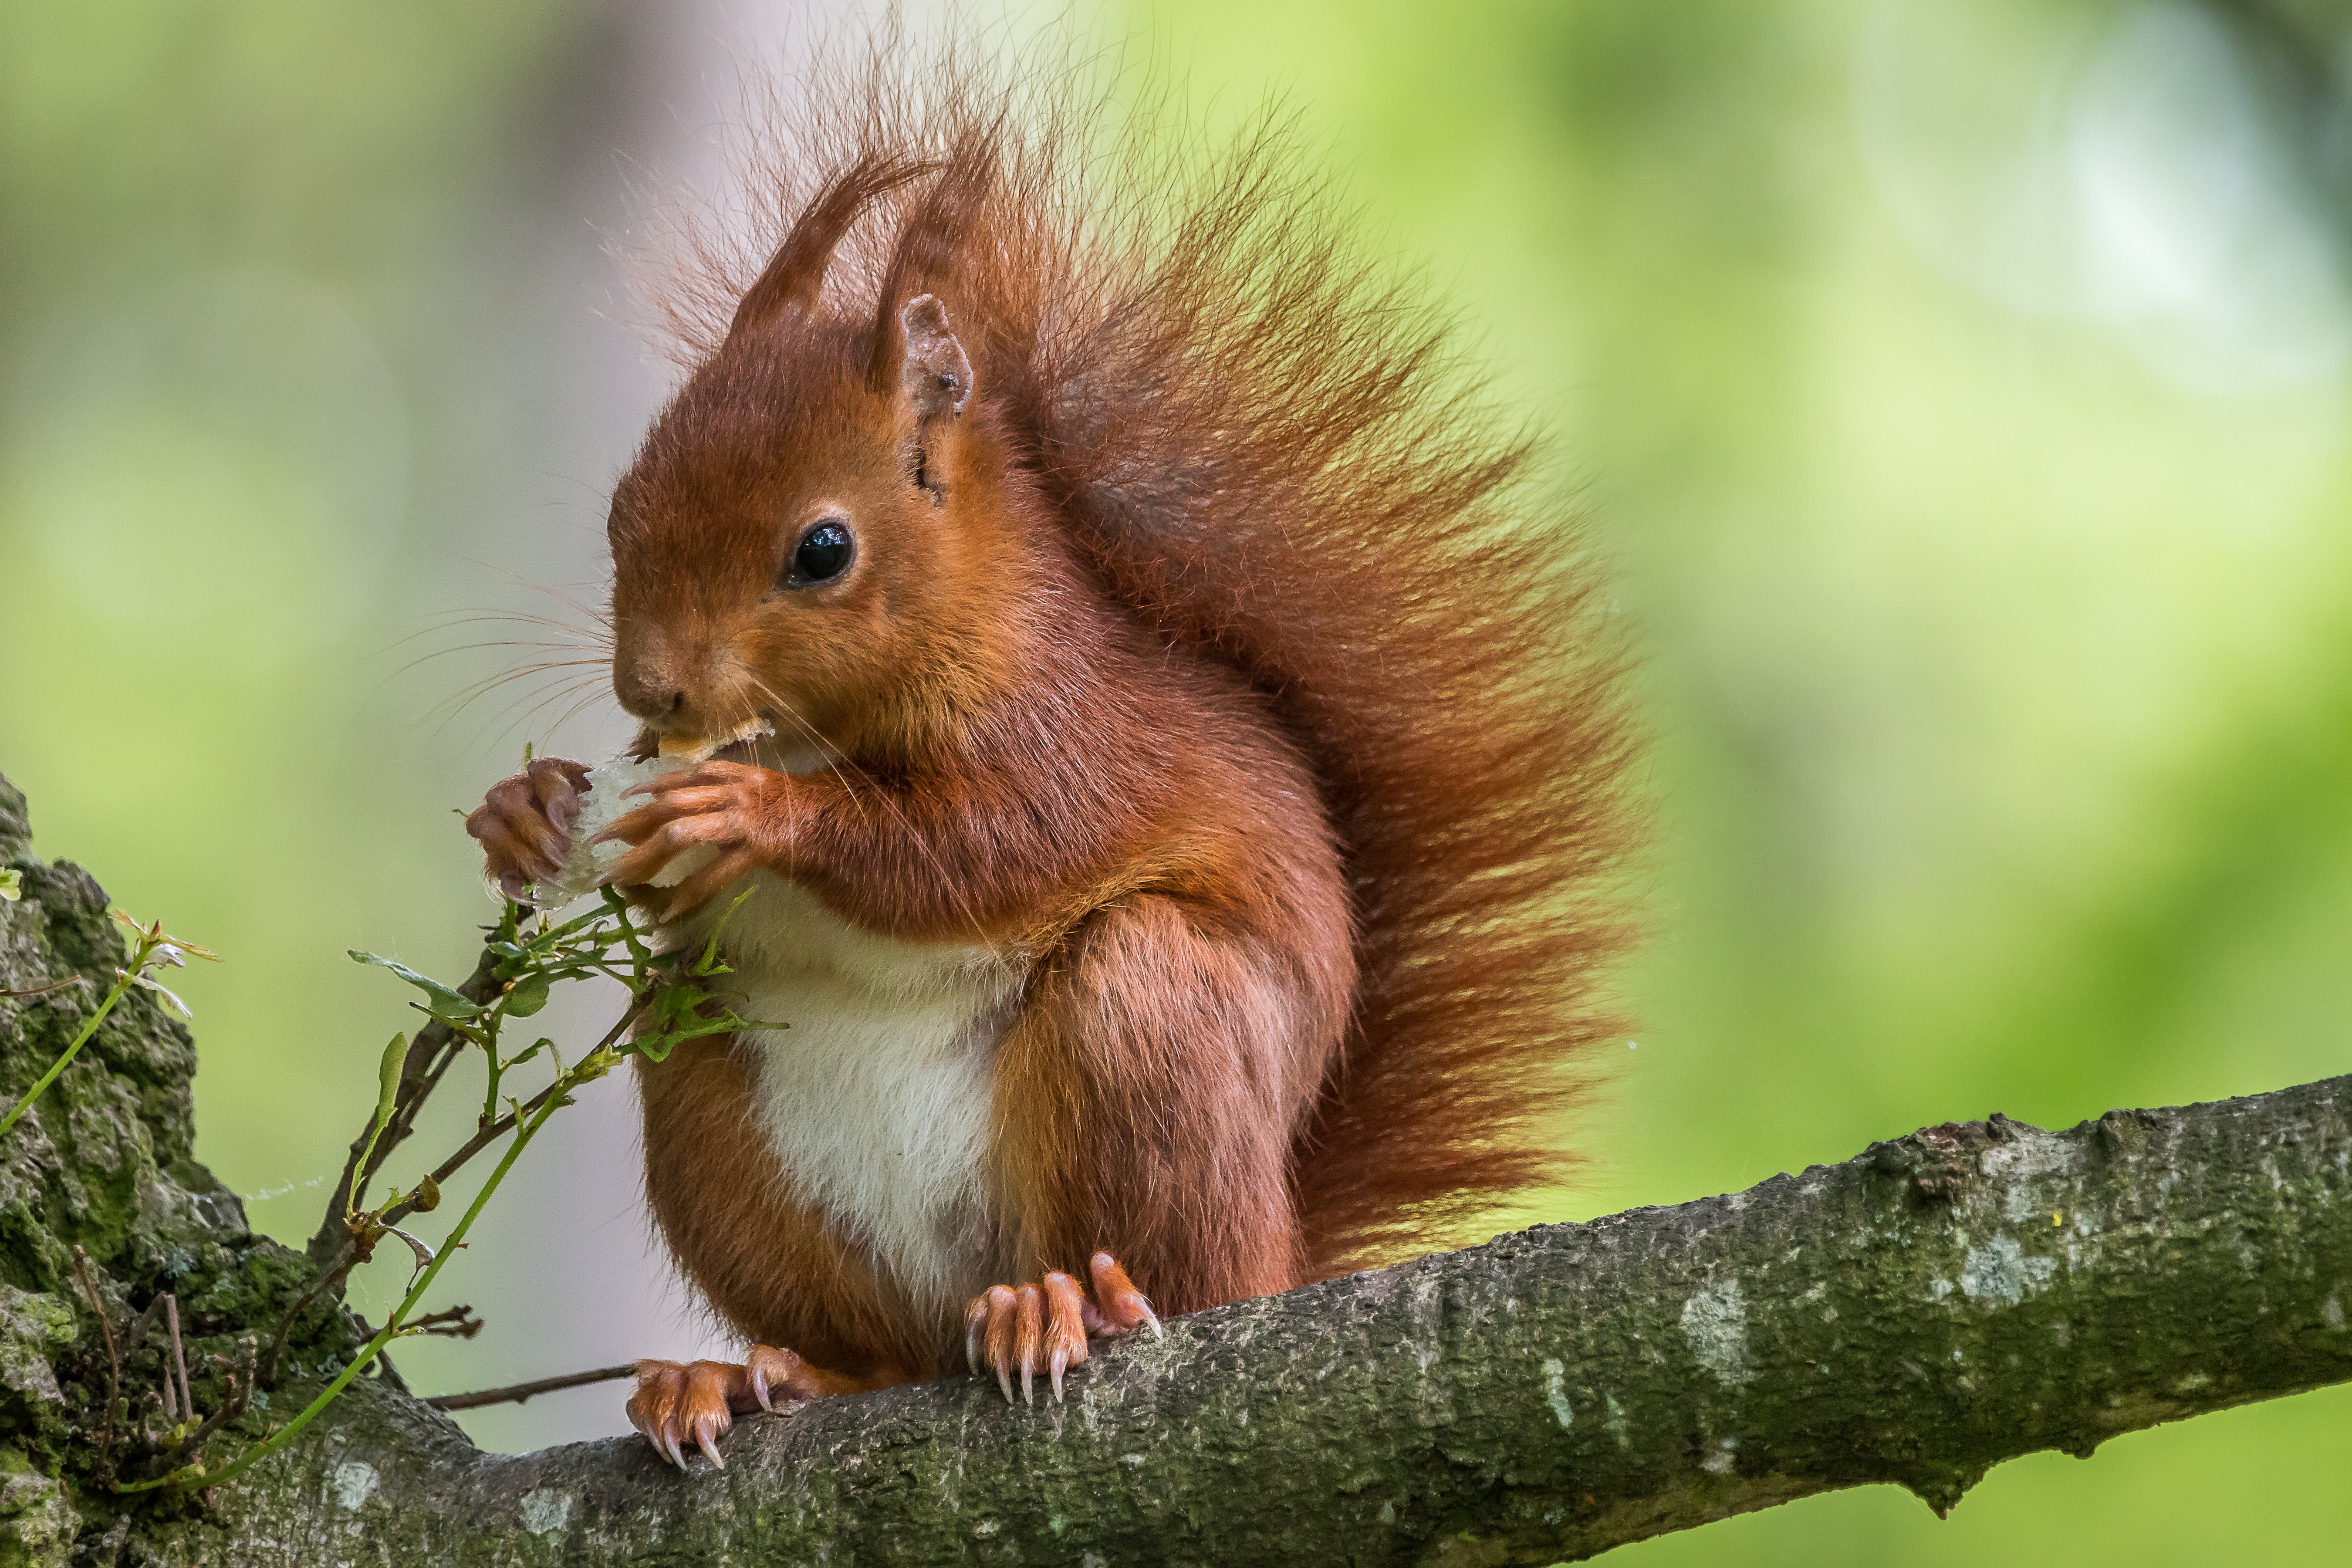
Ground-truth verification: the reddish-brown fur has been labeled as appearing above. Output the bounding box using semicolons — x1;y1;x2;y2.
468;34;1631;1460
637;1034;926;1380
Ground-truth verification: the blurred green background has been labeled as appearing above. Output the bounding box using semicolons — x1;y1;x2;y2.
3;0;2349;1558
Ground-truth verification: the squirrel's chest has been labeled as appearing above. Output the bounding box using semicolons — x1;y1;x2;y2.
698;871;1030;1310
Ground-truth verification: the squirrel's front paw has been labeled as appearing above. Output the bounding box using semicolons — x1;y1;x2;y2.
464;757;591;902
625;1346;814;1469
963;1253;1162;1405
595;758;797;919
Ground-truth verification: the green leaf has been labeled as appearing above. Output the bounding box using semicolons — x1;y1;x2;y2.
692;888;756;976
348;1032;408;1219
603;886;653;962
0;868;19;902
504;973;551;1017
350;951;483;1020
374;1032;407;1132
574;1045;624;1081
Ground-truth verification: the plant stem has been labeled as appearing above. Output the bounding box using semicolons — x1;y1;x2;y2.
377;999;640;1232
306;944;504;1268
263;995;640;1387
125;1071;576;1494
0;971;131;1136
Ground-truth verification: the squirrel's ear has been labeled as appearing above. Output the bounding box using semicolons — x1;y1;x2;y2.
729;155;929;340
898;295;973;421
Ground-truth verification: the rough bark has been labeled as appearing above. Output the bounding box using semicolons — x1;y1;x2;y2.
3;765;2350;1566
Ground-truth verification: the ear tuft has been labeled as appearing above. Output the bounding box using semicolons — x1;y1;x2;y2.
900;295;973;420
730;155;931;341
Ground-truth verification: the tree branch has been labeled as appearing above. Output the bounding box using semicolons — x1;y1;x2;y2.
197;1074;2352;1565
6;769;2347;1563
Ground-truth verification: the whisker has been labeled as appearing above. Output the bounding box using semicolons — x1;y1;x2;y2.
433;669;606;749
424;662;611;725
456;675;612;760
461;562;618;635
369;598;615;724
378;606;613;661
391;649;607;696
541;684;621;747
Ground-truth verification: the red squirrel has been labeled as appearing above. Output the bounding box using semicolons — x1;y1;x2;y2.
464;49;1630;1468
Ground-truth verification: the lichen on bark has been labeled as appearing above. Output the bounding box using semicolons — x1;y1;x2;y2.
0;770;364;1565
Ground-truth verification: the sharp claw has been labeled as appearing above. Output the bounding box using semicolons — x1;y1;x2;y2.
695;1426;726;1469
967;1330;983;1375
750;1370;774;1413
995;1361;1014;1403
1020;1361;1034;1406
1137;1300;1163;1339
661;1431;686;1469
1050;1347;1068;1403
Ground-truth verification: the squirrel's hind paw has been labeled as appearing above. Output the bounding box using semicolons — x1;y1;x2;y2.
964;1254;1159;1405
965;1277;1085;1404
1086;1252;1162;1340
627;1347;827;1469
626;1359;732;1469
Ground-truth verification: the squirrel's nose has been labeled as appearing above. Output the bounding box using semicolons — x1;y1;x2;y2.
612;662;686;723
612;618;701;723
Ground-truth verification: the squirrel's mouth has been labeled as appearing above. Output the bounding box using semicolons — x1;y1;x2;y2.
654;716;776;764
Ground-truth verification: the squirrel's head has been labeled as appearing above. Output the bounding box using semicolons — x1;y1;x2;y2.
606;155;1027;761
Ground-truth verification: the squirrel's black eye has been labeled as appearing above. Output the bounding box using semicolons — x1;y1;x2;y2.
784;519;855;587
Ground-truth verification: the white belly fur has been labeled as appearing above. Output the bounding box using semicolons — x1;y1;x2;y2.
676;867;1030;1320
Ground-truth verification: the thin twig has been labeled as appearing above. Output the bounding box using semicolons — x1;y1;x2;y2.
151;1336;256;1476
164;1294;193;1423
126;1079;584;1494
268;988;649;1386
260;1263;355;1390
69;1247;121;1484
262;1075;567;1388
382;983;652;1236
132;1389;161;1450
304;943;504;1269
424;1362;639;1412
406;1304;483;1339
4;914;215;1138
382;1078;566;1230
0;974;84;1000
117;1294;165;1358
71;1249;120;1368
